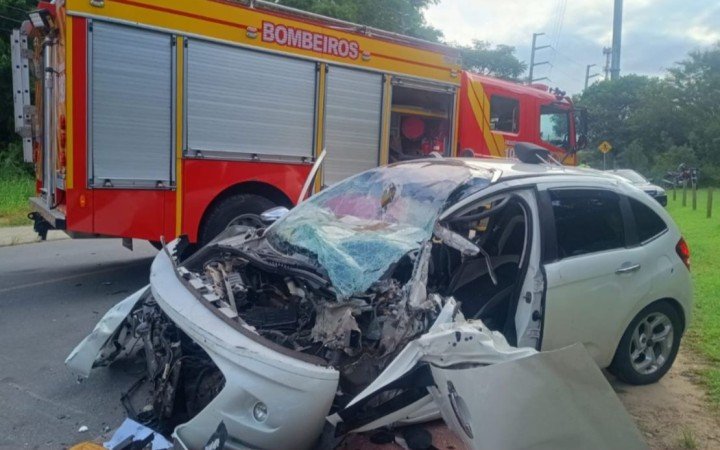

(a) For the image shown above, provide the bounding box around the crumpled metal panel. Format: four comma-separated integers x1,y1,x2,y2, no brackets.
267,162,488,297
430,343,648,450
65,286,148,378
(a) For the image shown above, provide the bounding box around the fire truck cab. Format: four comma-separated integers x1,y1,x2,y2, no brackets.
11,0,585,248
458,72,585,164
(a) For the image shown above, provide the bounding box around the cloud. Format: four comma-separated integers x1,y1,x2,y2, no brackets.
424,0,719,93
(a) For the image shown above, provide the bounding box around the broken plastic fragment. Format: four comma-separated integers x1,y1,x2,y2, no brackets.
103,418,172,450
311,303,361,352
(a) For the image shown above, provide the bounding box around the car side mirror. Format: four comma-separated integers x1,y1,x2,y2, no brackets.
261,206,290,224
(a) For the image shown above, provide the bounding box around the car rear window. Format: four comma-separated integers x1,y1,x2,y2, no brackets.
550,189,626,258
629,198,667,243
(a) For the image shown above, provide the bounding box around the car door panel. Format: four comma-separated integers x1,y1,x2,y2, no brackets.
537,186,653,366
542,245,649,365
429,344,647,450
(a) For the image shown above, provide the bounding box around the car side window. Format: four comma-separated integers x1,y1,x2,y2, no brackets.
629,198,667,243
550,189,625,258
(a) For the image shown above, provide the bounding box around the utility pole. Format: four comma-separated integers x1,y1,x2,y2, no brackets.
528,32,551,84
584,64,600,89
610,0,623,80
603,47,612,80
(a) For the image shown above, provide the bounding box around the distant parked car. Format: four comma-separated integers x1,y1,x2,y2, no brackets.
610,169,668,206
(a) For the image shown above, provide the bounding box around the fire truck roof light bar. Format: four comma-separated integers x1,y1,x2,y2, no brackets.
28,9,52,31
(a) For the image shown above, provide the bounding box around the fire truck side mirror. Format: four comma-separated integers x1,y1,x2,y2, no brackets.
577,108,589,150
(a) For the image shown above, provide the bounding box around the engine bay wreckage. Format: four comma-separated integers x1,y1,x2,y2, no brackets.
66,161,647,450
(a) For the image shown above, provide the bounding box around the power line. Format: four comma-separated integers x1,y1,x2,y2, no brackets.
0,4,30,14
552,0,568,50
547,0,567,82
0,12,23,23
550,46,586,70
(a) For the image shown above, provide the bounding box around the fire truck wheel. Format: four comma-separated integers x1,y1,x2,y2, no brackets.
199,194,276,246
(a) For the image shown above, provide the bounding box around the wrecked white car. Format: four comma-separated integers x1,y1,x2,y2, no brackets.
67,157,690,449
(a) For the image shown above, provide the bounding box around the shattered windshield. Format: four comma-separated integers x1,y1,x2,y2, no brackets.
266,160,493,298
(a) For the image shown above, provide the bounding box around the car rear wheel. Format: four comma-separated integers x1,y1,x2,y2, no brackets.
609,301,682,385
199,194,276,247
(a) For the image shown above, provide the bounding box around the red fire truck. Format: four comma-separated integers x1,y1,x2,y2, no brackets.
11,0,586,247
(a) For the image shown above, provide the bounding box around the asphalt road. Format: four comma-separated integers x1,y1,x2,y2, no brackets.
0,239,158,449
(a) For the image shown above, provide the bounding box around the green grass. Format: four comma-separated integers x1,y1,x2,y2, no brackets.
0,175,34,227
678,426,699,450
666,188,720,405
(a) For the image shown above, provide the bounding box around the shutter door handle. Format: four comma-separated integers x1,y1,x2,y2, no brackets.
615,263,641,274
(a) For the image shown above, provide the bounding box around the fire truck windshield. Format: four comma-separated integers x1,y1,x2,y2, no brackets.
540,105,571,149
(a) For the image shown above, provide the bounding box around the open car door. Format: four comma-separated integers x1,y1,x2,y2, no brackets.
332,302,647,450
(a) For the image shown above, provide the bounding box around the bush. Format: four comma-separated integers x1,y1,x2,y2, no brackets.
0,141,33,178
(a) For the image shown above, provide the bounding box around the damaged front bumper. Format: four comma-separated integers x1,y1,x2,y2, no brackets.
151,245,339,449
68,244,339,450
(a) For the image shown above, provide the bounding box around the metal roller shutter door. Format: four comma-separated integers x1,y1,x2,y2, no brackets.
323,67,383,185
90,21,172,185
186,39,316,160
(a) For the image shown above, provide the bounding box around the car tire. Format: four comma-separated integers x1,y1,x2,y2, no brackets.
608,301,682,385
199,194,276,247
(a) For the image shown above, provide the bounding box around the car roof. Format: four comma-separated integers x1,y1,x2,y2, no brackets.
396,157,618,183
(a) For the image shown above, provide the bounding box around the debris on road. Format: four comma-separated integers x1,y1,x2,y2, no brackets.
103,418,172,450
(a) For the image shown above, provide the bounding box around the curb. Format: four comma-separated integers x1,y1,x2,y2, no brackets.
0,226,69,247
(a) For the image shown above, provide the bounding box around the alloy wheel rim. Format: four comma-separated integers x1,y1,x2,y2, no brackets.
629,312,674,375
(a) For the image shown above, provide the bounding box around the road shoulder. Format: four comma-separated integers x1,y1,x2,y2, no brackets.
0,225,68,247
612,344,720,449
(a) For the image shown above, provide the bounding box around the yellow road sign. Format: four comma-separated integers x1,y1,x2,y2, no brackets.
598,141,613,154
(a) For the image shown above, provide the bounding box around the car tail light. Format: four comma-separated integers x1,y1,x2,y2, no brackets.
676,237,690,270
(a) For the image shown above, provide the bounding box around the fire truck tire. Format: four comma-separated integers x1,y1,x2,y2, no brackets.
199,194,276,246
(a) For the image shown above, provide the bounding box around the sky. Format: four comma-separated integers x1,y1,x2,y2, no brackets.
424,0,720,94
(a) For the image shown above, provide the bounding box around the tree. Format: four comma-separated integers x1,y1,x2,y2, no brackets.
576,42,720,184
575,75,662,170
667,44,720,169
457,40,527,80
279,1,527,79
277,0,443,42
0,0,36,174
